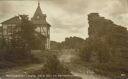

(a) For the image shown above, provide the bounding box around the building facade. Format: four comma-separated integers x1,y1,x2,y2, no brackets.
31,3,51,49
1,16,21,47
1,3,51,50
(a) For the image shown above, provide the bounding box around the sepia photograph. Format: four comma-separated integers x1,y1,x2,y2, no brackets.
0,0,128,79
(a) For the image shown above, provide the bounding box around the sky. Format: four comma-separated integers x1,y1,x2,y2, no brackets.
0,0,128,42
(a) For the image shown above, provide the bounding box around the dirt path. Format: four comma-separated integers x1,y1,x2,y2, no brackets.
59,49,110,79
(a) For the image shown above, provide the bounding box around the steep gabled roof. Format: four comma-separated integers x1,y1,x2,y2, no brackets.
32,4,45,20
31,3,51,27
2,16,21,24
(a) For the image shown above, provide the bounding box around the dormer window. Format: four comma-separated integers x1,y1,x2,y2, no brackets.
37,16,40,19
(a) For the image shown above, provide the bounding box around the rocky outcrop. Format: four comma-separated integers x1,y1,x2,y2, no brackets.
79,13,128,77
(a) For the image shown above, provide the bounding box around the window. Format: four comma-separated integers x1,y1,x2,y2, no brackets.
8,26,12,33
37,16,40,19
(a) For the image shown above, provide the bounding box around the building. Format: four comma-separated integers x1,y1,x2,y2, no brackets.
1,16,21,48
1,2,51,50
32,2,51,49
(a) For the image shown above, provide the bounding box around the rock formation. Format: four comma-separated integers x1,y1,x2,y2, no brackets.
79,13,128,76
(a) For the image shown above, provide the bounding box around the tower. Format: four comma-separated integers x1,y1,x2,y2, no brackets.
31,2,51,50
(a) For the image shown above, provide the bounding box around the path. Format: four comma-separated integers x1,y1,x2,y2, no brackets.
0,49,110,79
59,49,110,79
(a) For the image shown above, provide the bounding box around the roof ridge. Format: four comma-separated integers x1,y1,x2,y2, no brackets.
2,16,21,24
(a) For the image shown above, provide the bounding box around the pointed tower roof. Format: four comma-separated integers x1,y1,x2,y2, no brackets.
32,2,47,25
31,2,50,27
33,2,43,19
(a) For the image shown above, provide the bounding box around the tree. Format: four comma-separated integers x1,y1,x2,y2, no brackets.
19,15,36,49
61,36,85,49
41,55,71,75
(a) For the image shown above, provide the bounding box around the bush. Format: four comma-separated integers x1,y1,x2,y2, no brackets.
0,48,39,68
30,54,72,75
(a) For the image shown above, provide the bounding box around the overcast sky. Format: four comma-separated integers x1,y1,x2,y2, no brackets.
0,0,128,42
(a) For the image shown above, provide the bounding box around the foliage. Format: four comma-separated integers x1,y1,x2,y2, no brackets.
18,15,36,49
51,36,85,50
0,48,39,68
61,36,85,49
50,41,62,50
43,55,71,75
12,15,46,50
30,54,72,75
0,15,44,68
